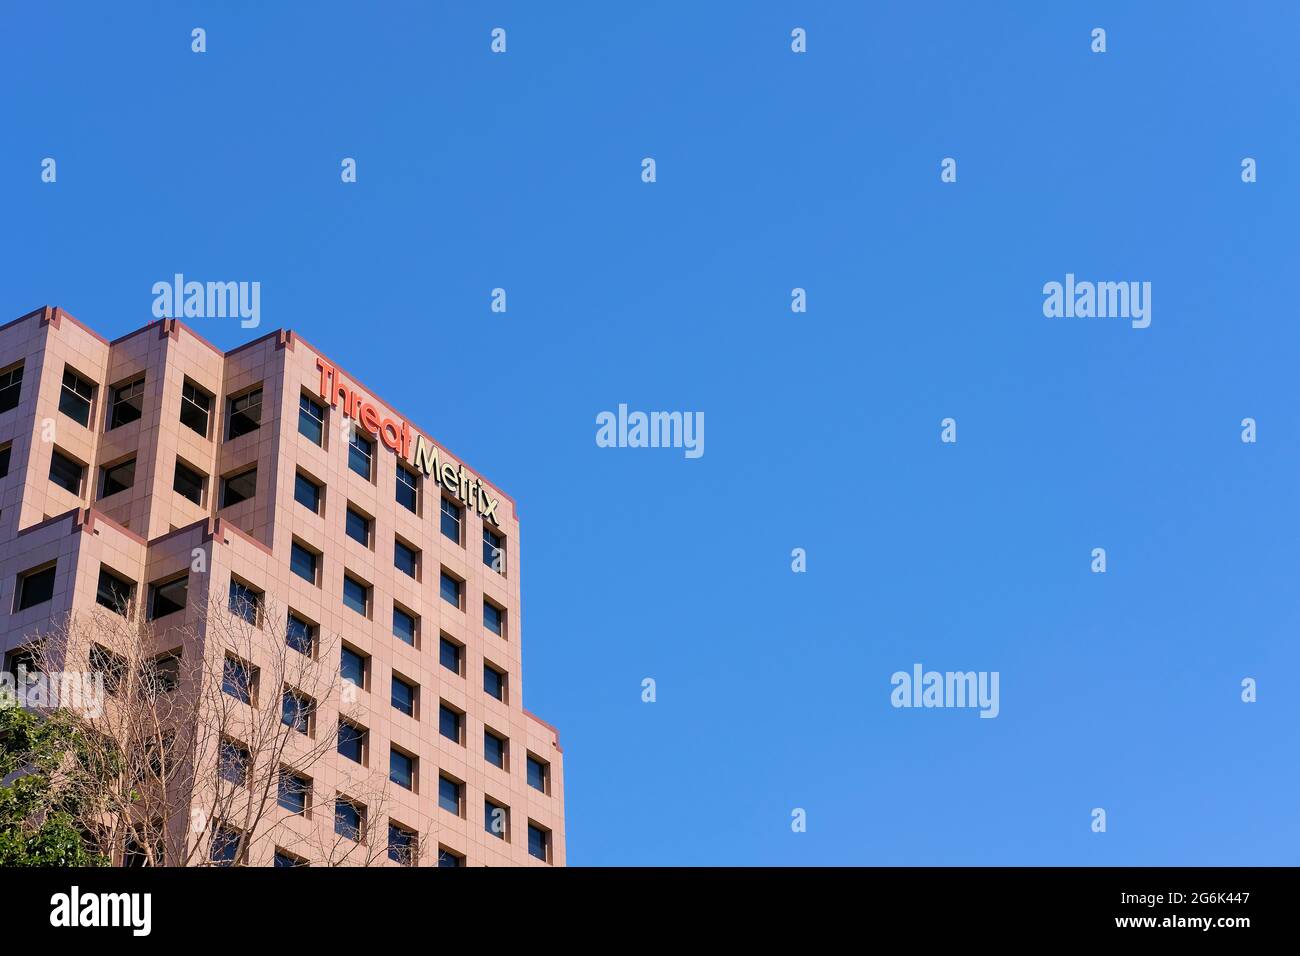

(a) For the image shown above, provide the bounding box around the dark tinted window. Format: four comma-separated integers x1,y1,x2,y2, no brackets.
394,539,418,578
340,647,366,688
439,704,462,744
483,526,504,573
0,363,22,413
228,579,261,624
287,613,315,655
528,824,549,862
278,772,309,814
388,824,416,866
484,663,505,701
298,394,324,445
440,497,462,543
348,432,373,479
338,722,366,763
342,575,368,615
438,776,462,815
484,800,507,839
227,387,262,439
396,466,418,512
527,756,548,793
390,749,414,789
16,564,56,610
393,606,417,646
290,542,318,584
173,461,205,504
49,451,84,494
109,376,145,429
391,675,415,716
148,576,188,619
221,467,256,507
180,380,211,435
282,690,311,734
439,637,462,675
439,572,461,608
222,657,254,703
294,473,321,513
484,730,506,769
345,507,371,546
100,458,135,498
59,368,94,426
334,799,362,841
96,567,135,614
483,600,504,636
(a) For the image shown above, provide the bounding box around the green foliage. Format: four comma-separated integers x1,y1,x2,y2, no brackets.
0,706,108,867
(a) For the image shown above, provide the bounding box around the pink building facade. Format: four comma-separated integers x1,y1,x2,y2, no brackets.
0,306,564,867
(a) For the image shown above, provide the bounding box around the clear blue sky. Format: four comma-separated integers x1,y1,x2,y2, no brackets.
3,2,1298,865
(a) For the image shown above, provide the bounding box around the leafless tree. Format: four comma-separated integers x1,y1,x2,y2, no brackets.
24,590,434,866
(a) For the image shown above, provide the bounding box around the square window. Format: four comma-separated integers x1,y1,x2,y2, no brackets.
180,380,212,436
483,662,505,702
287,612,315,655
438,776,463,817
440,497,462,544
483,599,504,637
439,703,463,745
388,823,417,866
59,367,94,427
348,432,374,480
109,376,145,429
15,564,56,611
99,458,135,498
439,636,463,676
228,578,262,625
340,646,367,689
290,541,319,585
527,755,549,794
392,605,418,646
49,450,84,494
483,526,505,574
334,798,364,842
396,465,418,513
527,823,551,863
338,721,367,764
0,362,23,413
389,748,414,790
345,506,371,547
173,460,205,505
219,739,250,787
294,472,321,513
209,824,242,866
96,567,135,615
342,574,370,616
394,538,419,579
222,655,256,704
148,574,188,620
391,674,416,717
221,466,257,507
484,729,506,770
298,393,325,445
282,688,312,735
227,387,263,439
274,849,307,868
437,846,465,868
439,571,462,609
142,653,180,695
484,799,508,840
277,772,308,813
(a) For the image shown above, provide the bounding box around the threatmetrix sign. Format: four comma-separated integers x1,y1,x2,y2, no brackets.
315,358,501,525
